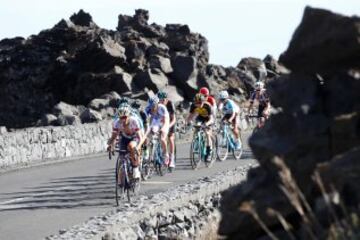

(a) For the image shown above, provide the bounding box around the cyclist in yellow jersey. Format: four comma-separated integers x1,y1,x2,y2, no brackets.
186,93,214,162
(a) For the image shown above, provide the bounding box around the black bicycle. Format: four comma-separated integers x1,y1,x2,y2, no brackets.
109,148,140,205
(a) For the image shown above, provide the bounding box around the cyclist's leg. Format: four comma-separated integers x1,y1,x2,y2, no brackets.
127,140,139,167
160,127,169,165
232,114,242,148
205,125,213,161
257,105,265,128
168,126,176,168
127,140,141,179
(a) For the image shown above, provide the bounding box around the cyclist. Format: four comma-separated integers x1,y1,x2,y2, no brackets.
218,90,242,149
107,104,145,179
199,87,217,117
248,81,270,128
157,91,176,170
131,99,148,132
131,99,150,160
145,96,170,166
186,93,214,162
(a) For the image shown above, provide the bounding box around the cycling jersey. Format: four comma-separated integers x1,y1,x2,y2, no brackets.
165,101,175,116
113,115,142,138
148,103,170,128
220,99,240,115
163,100,176,133
190,102,212,122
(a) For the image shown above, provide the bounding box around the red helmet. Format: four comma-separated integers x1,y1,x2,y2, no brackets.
199,87,209,96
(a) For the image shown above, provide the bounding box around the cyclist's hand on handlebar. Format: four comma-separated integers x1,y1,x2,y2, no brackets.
107,144,112,152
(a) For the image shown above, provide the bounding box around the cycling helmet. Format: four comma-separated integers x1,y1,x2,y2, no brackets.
157,91,168,100
199,87,209,96
255,81,264,90
117,97,129,107
147,96,159,107
194,93,206,103
118,105,131,118
218,90,229,100
131,99,141,110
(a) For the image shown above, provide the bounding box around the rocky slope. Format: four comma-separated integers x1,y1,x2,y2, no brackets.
219,7,360,239
0,9,284,129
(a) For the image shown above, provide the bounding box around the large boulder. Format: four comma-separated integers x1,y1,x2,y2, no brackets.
70,9,96,27
279,7,360,73
73,35,126,73
219,7,360,240
237,57,267,81
69,72,133,104
149,55,173,74
133,69,169,92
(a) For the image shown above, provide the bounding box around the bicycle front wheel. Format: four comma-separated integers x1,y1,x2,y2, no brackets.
205,135,217,168
190,137,201,169
115,156,125,206
232,133,243,160
216,129,229,161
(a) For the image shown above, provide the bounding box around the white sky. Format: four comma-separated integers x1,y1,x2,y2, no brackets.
0,0,359,66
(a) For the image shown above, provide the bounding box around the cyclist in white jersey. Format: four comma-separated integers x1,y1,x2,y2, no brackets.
145,96,170,165
218,90,242,149
107,104,145,179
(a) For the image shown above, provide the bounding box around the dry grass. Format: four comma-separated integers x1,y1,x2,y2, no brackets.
238,156,360,240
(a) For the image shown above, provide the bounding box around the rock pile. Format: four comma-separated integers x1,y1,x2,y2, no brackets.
0,9,281,129
219,7,360,239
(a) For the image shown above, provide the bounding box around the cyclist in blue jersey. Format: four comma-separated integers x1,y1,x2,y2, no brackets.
218,90,242,149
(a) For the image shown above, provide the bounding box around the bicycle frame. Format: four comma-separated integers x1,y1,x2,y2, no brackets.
193,127,207,160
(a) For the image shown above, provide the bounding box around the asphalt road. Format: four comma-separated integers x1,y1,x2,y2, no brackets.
0,132,256,240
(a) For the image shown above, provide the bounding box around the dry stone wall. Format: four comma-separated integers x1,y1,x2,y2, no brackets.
0,120,112,170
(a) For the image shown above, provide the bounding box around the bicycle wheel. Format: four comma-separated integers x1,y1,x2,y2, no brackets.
205,135,217,168
152,142,164,176
216,127,229,161
190,136,201,169
115,156,125,206
141,158,153,181
231,133,243,160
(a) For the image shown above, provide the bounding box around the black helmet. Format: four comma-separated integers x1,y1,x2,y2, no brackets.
157,91,168,100
131,100,141,110
117,97,129,107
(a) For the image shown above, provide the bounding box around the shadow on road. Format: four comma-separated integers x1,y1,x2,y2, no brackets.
0,168,116,211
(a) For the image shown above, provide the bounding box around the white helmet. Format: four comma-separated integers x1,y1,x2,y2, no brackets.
218,90,229,100
117,105,131,118
255,81,264,90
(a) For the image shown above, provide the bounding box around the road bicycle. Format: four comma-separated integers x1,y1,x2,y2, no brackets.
189,123,216,169
148,126,167,176
109,147,141,205
216,122,243,161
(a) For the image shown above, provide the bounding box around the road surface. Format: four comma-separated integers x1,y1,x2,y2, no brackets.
0,132,256,240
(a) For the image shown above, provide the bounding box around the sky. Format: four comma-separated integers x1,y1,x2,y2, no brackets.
0,0,359,67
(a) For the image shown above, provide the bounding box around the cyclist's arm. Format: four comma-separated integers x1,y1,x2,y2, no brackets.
205,115,214,127
228,112,236,122
108,128,120,148
160,115,170,132
136,129,145,149
169,113,176,128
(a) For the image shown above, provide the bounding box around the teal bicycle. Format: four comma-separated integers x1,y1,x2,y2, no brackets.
216,122,243,161
190,123,216,169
